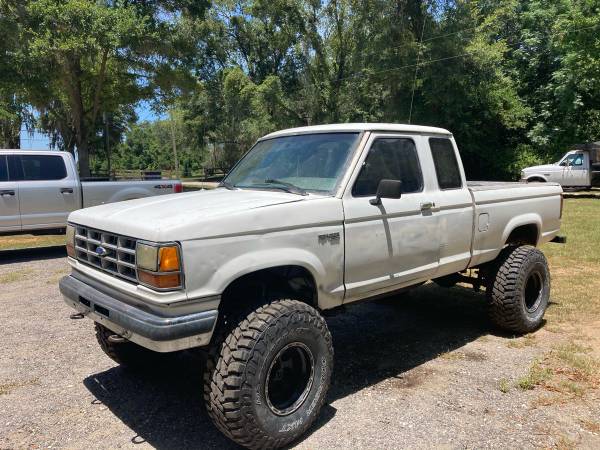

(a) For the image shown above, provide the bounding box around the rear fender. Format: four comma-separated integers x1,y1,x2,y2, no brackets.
502,214,542,246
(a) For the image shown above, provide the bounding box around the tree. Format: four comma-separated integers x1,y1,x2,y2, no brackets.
3,0,208,176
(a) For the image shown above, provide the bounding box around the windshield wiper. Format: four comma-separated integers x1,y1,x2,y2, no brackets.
264,179,307,196
218,180,237,190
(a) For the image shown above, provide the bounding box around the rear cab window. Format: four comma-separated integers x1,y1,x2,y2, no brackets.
352,137,423,196
429,138,463,190
8,154,67,181
0,155,8,181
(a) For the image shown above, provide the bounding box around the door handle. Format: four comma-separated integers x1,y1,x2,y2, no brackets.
0,189,15,196
420,201,435,211
61,188,74,194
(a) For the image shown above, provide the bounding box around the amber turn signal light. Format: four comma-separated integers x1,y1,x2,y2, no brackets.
159,246,180,272
138,270,181,289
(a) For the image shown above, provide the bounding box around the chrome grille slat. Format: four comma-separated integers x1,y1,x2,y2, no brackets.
74,225,138,283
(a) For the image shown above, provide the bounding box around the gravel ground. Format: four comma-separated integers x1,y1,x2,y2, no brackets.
1,247,599,449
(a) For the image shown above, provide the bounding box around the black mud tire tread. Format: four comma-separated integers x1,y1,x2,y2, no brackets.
487,245,550,334
94,323,161,368
203,299,333,450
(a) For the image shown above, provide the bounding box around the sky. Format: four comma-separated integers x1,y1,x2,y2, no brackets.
19,101,161,149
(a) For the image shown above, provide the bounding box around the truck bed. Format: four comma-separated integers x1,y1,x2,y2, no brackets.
467,180,560,191
466,180,563,268
81,180,180,208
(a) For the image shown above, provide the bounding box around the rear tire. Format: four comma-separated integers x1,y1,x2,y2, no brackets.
94,323,163,368
487,245,550,334
203,299,333,449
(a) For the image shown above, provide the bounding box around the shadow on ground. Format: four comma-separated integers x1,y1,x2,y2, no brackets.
84,283,490,448
0,245,66,264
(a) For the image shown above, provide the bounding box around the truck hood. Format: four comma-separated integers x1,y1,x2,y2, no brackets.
68,188,316,241
522,164,558,173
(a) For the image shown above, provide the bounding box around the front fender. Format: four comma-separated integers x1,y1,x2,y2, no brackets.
208,248,325,293
181,226,346,310
524,174,549,182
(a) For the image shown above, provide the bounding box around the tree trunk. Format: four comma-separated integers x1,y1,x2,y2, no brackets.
0,119,21,148
78,139,91,178
169,110,180,177
63,55,91,178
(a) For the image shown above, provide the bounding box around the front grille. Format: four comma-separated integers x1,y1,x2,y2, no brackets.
74,225,138,283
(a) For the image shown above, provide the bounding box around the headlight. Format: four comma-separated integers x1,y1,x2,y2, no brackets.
136,242,183,290
66,224,75,258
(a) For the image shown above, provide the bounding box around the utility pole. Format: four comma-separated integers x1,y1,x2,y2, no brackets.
169,109,180,178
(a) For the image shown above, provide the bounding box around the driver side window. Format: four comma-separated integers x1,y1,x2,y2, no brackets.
352,138,423,197
562,154,584,166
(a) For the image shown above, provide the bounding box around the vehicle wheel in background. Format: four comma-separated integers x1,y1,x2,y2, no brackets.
487,245,550,334
433,273,461,288
94,323,163,368
203,299,333,449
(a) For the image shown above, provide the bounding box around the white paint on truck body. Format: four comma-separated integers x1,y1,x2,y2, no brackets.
63,123,563,349
0,150,181,234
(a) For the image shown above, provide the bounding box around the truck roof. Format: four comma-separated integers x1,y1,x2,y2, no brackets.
262,123,452,139
0,149,68,156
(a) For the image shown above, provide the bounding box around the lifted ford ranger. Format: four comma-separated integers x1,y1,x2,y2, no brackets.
60,124,564,449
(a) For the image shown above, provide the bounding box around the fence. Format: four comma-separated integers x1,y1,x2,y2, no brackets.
90,167,230,181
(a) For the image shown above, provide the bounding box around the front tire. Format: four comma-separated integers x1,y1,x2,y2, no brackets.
203,299,333,449
487,245,550,333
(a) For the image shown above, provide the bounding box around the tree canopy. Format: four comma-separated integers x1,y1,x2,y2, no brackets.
1,0,599,179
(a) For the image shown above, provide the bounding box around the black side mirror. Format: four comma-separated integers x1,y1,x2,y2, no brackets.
370,179,402,205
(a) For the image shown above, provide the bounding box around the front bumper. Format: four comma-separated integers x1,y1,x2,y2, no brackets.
60,274,218,352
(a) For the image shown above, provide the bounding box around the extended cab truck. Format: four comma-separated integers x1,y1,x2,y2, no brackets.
521,142,600,188
0,150,182,235
60,124,564,449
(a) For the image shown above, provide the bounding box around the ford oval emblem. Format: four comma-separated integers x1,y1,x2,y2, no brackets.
95,246,108,257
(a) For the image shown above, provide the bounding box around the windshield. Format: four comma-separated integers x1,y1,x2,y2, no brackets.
223,132,360,194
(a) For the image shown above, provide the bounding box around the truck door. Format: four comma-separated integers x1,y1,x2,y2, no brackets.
0,155,21,232
11,154,79,230
342,134,440,301
428,137,474,275
561,152,588,187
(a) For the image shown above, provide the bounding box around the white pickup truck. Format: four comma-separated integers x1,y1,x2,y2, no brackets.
60,124,564,449
0,150,182,234
521,143,600,188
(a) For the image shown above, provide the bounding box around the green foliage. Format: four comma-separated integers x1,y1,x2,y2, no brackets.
1,0,599,179
108,112,206,177
0,0,208,174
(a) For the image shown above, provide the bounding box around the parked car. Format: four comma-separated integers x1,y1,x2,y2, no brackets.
60,123,564,449
0,150,182,234
521,142,600,188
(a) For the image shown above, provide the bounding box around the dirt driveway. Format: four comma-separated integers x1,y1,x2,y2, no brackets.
1,246,599,449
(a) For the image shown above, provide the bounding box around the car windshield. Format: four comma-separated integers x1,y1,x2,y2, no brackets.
223,132,360,195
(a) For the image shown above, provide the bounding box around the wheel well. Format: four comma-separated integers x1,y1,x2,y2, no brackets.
506,224,539,246
527,177,546,182
219,266,318,314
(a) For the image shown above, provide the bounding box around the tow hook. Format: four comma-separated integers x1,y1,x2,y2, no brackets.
69,312,85,320
108,334,127,344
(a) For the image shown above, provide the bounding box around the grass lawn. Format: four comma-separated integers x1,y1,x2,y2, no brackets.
542,198,600,324
0,233,66,251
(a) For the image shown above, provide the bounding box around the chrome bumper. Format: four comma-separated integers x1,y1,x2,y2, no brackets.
60,274,218,352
